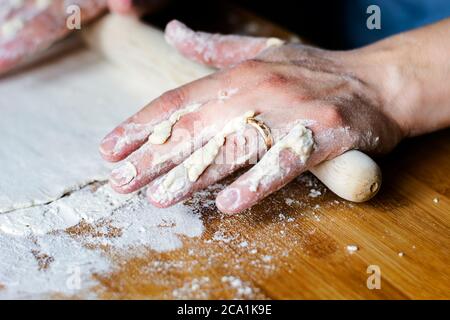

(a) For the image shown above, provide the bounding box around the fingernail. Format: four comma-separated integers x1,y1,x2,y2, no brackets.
110,161,137,187
216,188,240,213
99,134,118,156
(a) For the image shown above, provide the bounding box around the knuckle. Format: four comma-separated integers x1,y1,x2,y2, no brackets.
321,104,344,127
235,59,264,72
263,71,290,87
158,87,188,110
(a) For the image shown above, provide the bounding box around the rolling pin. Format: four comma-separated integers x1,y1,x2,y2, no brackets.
83,14,382,202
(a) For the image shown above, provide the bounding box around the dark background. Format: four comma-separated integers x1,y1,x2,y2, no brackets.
146,0,450,49
147,0,348,49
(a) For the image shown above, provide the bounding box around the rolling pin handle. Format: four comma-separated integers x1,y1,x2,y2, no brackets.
309,150,382,202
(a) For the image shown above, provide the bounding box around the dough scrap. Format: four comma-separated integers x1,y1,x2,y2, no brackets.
247,123,314,192
148,103,202,144
154,111,255,202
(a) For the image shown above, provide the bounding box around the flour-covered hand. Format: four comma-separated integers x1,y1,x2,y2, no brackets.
0,0,109,75
100,20,413,213
0,0,164,75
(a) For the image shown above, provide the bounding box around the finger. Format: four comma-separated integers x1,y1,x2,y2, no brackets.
108,112,209,194
146,128,265,207
108,97,255,194
216,150,323,214
99,74,229,162
164,19,284,69
215,126,323,214
0,11,67,74
107,0,134,14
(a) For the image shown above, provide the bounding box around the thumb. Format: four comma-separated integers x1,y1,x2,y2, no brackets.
164,20,285,69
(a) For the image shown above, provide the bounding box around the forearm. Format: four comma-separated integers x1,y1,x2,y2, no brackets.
352,18,450,137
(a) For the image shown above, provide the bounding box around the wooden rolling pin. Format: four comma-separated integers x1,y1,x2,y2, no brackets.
83,14,382,202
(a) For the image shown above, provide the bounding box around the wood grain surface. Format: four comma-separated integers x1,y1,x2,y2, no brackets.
84,128,449,300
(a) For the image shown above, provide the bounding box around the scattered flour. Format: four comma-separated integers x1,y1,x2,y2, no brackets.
221,276,255,298
239,241,248,248
285,198,298,206
0,184,203,298
212,230,235,244
346,245,359,253
308,189,322,198
172,277,210,299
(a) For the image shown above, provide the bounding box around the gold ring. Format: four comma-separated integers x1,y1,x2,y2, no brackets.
246,117,273,150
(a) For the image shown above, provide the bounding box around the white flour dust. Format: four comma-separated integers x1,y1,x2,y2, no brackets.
0,184,204,298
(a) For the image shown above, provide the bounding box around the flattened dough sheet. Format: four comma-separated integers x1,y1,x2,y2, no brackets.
0,40,152,213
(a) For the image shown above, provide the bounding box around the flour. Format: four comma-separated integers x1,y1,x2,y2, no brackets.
247,123,314,192
35,0,51,10
0,184,203,298
221,276,255,298
0,40,158,213
148,103,202,144
105,122,154,157
218,88,239,102
265,38,285,48
308,189,321,198
10,0,25,9
165,20,284,68
346,245,359,253
152,111,254,203
1,17,24,40
110,161,137,187
172,277,211,299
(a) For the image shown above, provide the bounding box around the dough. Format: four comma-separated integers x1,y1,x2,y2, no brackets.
1,17,24,40
247,123,314,192
153,111,254,203
0,15,215,213
148,102,202,144
0,39,160,212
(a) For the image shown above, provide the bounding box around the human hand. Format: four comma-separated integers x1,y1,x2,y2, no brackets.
99,20,408,214
0,0,163,75
0,0,109,74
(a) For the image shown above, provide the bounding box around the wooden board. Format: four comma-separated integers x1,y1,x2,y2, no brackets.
84,128,449,300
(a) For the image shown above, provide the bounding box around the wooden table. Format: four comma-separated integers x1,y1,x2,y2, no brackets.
84,5,450,300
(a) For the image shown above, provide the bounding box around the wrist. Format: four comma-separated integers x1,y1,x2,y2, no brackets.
345,40,421,138
347,19,450,137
